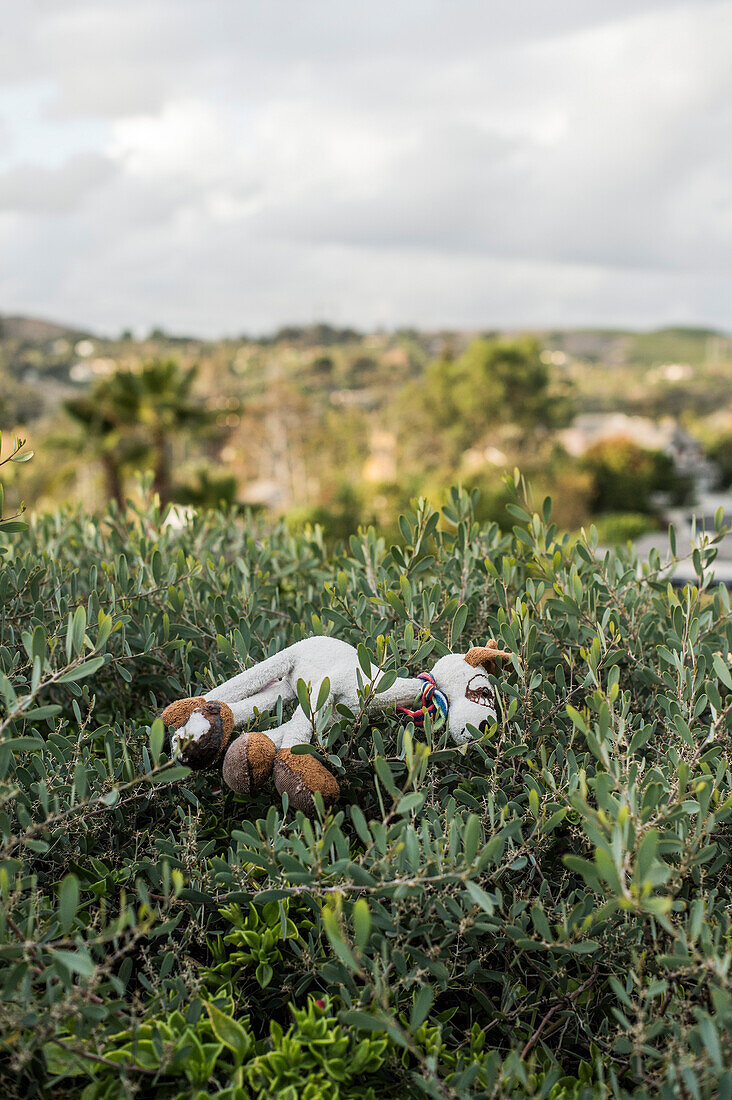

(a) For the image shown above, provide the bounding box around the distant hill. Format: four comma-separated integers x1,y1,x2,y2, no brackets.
0,314,90,345
536,326,732,368
2,313,731,431
2,312,729,362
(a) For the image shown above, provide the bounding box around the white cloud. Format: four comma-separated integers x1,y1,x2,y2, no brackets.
109,101,232,180
0,152,114,212
0,0,730,334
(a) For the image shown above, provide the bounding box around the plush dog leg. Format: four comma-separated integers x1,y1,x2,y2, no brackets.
168,652,293,770
220,677,295,792
273,749,340,815
160,697,234,769
220,680,295,729
160,696,207,731
222,731,277,795
218,680,293,794
270,702,339,814
162,676,292,774
203,650,295,706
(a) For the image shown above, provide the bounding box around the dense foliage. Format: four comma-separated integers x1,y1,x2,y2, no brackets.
2,449,732,1097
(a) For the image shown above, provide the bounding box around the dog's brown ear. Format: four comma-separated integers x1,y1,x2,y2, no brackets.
464,644,512,676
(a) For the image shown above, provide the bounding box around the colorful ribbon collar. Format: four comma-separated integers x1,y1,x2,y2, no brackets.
396,672,449,727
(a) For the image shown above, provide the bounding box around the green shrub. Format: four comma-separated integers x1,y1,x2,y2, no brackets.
584,512,659,546
582,436,684,514
2,464,732,1098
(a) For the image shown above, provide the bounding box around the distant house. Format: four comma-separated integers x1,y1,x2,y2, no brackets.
665,425,716,493
576,415,732,584
559,413,671,456
559,414,715,489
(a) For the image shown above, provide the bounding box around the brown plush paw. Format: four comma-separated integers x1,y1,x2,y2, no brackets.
161,697,234,769
272,748,339,815
222,731,277,795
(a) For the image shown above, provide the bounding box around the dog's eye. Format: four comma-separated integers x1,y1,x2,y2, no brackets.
465,677,495,705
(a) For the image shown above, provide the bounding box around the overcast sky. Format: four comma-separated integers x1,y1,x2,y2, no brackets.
1,0,731,337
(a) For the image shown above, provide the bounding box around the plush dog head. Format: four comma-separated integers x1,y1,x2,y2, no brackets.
430,644,512,745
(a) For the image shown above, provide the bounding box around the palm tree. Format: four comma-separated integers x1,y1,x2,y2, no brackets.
134,359,215,503
65,370,146,508
65,358,216,507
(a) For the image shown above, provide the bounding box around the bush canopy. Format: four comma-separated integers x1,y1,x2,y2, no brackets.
1,463,732,1099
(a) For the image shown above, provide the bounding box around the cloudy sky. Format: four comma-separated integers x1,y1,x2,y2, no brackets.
1,0,731,337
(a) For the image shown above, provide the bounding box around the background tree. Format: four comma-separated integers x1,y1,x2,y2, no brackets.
64,369,147,507
65,358,216,507
706,431,732,490
135,358,215,503
402,335,574,467
0,369,43,429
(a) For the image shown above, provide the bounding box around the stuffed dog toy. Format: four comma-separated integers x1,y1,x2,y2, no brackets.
160,636,511,814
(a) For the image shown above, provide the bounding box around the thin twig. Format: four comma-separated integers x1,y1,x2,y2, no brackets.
521,967,599,1060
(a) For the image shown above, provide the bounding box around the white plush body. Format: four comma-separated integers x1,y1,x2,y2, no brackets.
173,637,499,752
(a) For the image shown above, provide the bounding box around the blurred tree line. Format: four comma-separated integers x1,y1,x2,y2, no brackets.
1,332,708,541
